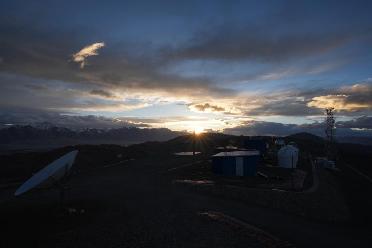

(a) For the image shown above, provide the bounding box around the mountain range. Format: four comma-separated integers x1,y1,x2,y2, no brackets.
1,125,371,154
0,125,185,153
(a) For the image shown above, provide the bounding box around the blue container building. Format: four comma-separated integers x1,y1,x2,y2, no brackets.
212,151,260,176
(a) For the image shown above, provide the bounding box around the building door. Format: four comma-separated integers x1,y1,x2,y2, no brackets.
236,157,244,176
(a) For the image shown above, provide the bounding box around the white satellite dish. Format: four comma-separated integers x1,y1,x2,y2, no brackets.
15,150,79,196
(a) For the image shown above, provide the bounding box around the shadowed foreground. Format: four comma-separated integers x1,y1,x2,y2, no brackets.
1,153,371,248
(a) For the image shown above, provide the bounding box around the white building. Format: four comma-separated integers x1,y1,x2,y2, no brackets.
278,145,299,168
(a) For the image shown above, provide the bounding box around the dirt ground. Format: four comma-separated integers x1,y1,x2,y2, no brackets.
1,155,371,248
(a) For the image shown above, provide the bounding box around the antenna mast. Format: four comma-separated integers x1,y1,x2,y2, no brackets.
193,130,197,156
324,107,335,160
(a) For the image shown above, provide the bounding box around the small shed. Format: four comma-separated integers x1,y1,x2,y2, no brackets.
278,145,299,168
212,151,260,176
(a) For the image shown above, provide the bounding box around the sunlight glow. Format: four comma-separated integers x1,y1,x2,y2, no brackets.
193,126,205,134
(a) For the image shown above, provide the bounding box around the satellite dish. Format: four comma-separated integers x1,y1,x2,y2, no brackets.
15,150,79,196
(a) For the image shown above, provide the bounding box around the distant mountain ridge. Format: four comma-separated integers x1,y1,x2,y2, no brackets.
1,125,371,154
0,125,185,152
286,132,372,146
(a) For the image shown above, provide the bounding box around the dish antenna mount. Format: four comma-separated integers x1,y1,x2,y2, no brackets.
15,150,79,204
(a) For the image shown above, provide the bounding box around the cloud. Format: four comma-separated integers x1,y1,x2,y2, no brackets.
188,103,225,113
253,61,346,81
336,116,372,129
23,83,49,91
223,120,310,136
307,83,372,111
0,107,230,132
229,81,372,117
0,3,372,120
0,23,234,99
171,28,366,62
0,107,147,130
243,95,321,116
72,42,105,68
66,101,149,112
90,89,116,98
0,7,369,111
307,94,368,111
223,119,372,138
0,73,150,113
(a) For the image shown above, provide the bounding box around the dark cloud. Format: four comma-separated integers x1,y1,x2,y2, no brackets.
117,116,198,124
246,97,322,116
90,89,115,98
0,20,235,99
167,0,372,63
189,103,225,112
224,121,312,136
23,84,48,91
223,119,372,137
171,30,360,62
337,116,372,129
341,84,372,108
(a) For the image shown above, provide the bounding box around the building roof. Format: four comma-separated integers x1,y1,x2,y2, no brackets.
278,145,299,154
174,152,201,156
212,150,260,157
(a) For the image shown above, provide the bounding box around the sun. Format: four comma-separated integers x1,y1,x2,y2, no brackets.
193,126,205,135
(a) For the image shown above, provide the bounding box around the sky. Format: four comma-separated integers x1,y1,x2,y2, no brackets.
0,0,372,135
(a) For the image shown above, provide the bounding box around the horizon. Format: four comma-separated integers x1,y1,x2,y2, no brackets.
1,1,371,137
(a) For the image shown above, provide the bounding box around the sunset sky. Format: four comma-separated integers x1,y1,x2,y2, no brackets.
1,0,372,135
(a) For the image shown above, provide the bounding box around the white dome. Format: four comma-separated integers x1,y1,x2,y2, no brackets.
278,145,299,168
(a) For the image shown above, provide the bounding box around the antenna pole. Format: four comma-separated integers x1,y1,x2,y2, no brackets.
324,108,336,161
193,130,196,156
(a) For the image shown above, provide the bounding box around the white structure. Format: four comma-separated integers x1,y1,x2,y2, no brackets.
278,145,299,168
15,150,79,196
